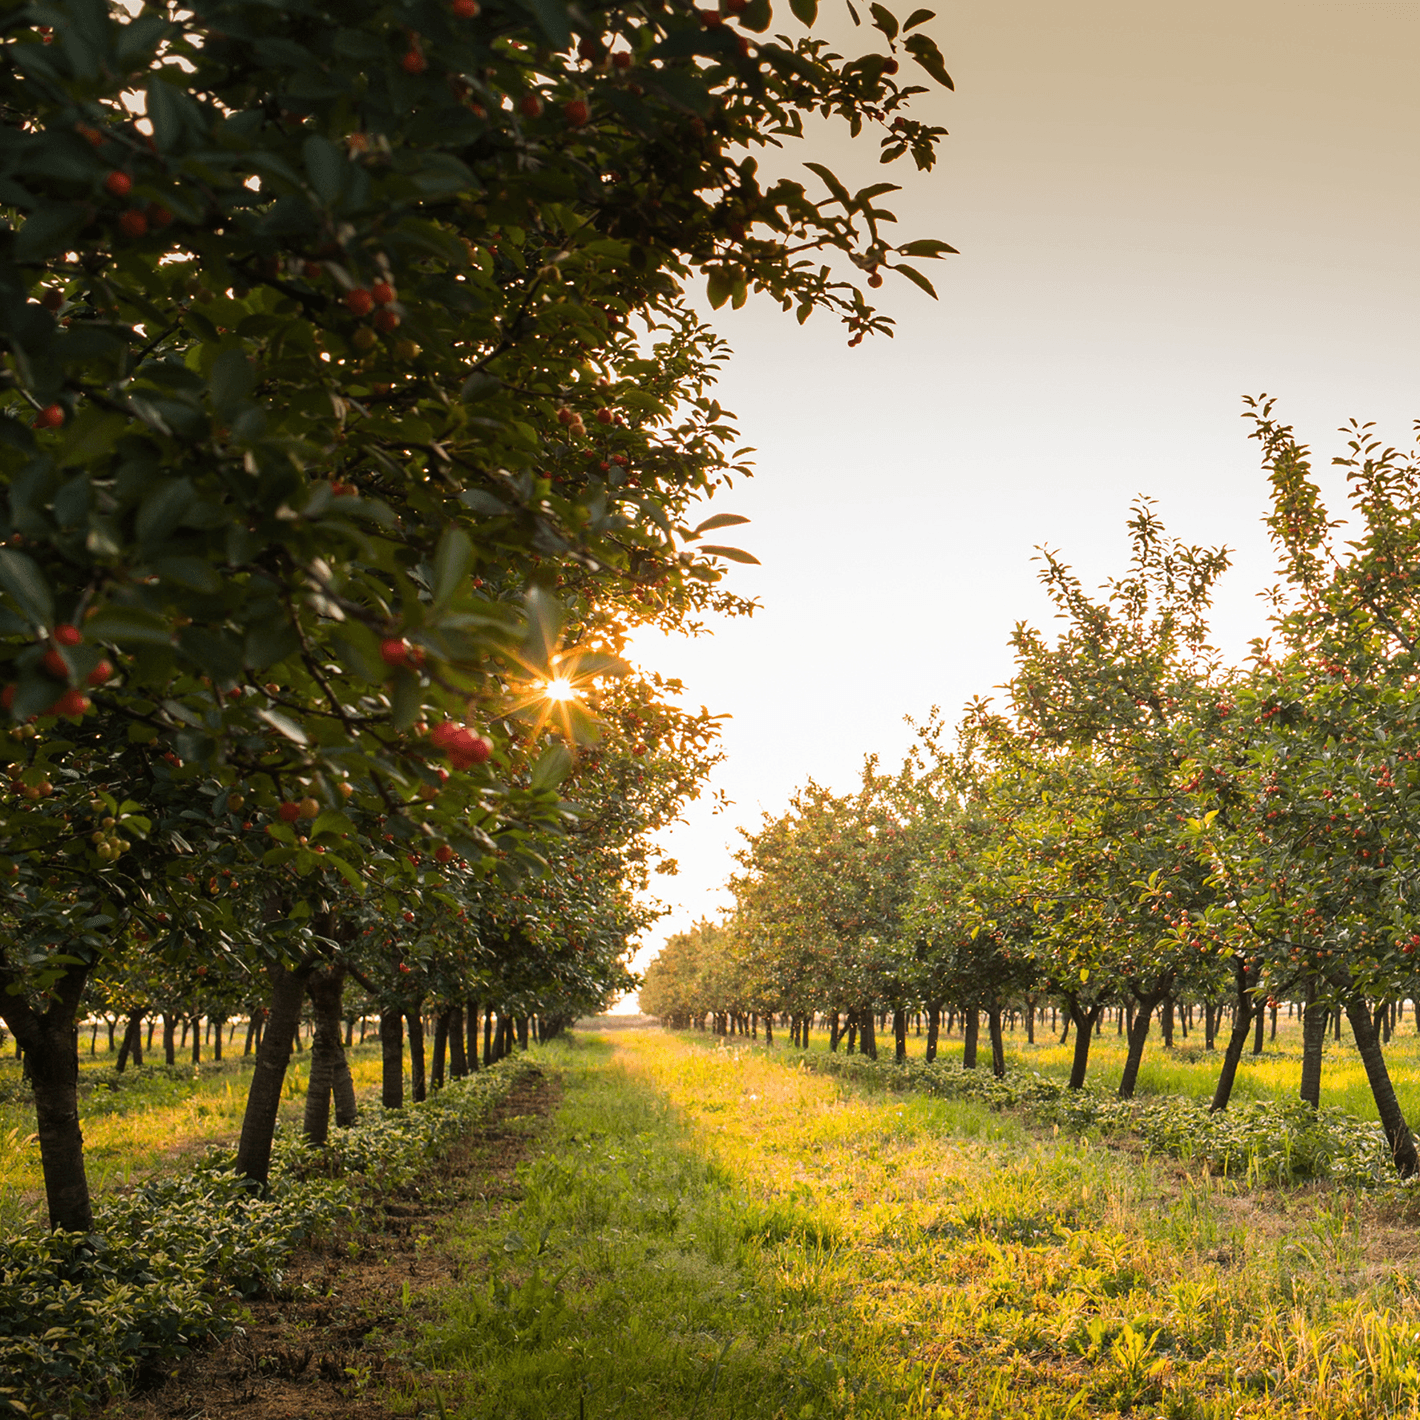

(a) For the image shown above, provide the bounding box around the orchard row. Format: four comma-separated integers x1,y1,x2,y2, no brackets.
0,0,955,1230
645,414,1420,1180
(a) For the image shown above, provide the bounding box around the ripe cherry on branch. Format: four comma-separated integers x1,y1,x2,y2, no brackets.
345,288,375,316
103,171,131,197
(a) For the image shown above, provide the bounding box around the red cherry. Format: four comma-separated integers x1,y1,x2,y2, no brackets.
278,801,301,822
452,0,480,13
401,48,426,74
118,210,148,238
595,407,614,424
54,689,90,717
53,623,82,646
345,288,374,316
882,58,899,74
149,203,173,228
371,281,395,305
1,686,13,710
564,98,590,127
104,171,132,197
402,912,415,924
520,94,544,118
435,844,455,863
373,308,400,333
40,289,63,312
613,51,633,69
41,650,67,679
32,404,64,430
381,637,410,669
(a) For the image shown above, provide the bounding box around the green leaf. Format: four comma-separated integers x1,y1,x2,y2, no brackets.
896,238,959,258
85,605,172,646
903,32,953,87
57,411,127,468
890,262,938,298
699,544,761,565
741,0,772,30
868,3,898,38
530,742,573,792
902,7,935,29
210,348,256,417
0,551,53,629
522,0,573,47
432,527,474,608
302,135,347,205
256,707,309,745
789,0,818,23
522,586,565,675
804,162,851,207
694,512,752,534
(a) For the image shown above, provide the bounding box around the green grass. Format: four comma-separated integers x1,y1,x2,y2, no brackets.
0,1033,389,1229
782,1008,1420,1125
412,1027,1420,1420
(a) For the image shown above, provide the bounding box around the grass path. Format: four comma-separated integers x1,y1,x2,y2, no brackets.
420,1028,1420,1420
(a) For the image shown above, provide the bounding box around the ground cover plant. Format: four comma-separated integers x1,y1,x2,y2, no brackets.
422,1028,1420,1420
0,1053,535,1419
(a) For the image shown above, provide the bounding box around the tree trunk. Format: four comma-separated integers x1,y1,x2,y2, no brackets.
305,967,355,1144
1300,986,1327,1108
1210,959,1257,1112
986,1005,1006,1078
926,1004,941,1063
763,1011,773,1046
190,1012,201,1064
1118,993,1163,1099
1065,999,1101,1089
211,1015,224,1063
234,960,315,1189
893,1007,907,1064
1024,1001,1035,1045
1345,996,1418,1178
1251,1000,1265,1056
802,1013,811,1050
516,1015,529,1051
381,1005,404,1108
0,961,94,1231
1160,996,1174,1049
116,1009,143,1072
963,1008,979,1069
162,1012,177,1065
859,1008,877,1061
466,1000,480,1071
828,1012,840,1051
432,1007,450,1090
448,1006,467,1078
484,1008,494,1064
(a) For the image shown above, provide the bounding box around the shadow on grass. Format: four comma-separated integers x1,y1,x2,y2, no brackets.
420,1032,871,1420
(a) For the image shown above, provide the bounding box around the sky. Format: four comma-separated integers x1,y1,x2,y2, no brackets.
615,0,1420,1007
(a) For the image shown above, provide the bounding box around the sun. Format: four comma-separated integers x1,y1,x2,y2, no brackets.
545,676,578,702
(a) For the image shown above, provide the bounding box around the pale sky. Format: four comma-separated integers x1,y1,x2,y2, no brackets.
619,0,1420,1007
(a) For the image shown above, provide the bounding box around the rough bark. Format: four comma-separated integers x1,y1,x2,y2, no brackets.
962,1008,979,1070
986,1005,1006,1078
925,1004,941,1063
448,1005,467,1079
858,1008,877,1061
1345,996,1418,1178
304,966,355,1144
1210,959,1257,1112
116,1009,143,1072
893,1007,907,1064
1118,992,1164,1099
0,960,94,1231
381,1006,404,1108
431,1007,449,1090
1300,986,1327,1108
1250,1001,1265,1056
162,1012,177,1065
466,999,480,1071
234,960,315,1188
1064,998,1101,1090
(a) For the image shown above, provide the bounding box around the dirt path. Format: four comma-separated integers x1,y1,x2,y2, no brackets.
111,1069,561,1420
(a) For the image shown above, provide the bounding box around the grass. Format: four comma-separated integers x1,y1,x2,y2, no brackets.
417,1027,1420,1420
786,1008,1420,1125
0,1033,389,1230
